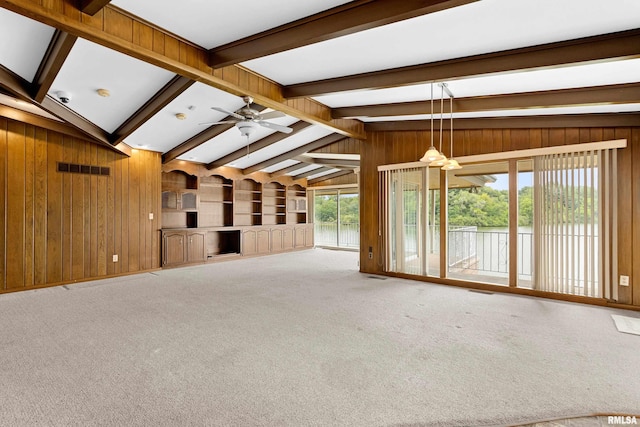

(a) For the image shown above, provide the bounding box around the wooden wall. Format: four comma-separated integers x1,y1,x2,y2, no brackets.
0,117,162,292
360,127,640,308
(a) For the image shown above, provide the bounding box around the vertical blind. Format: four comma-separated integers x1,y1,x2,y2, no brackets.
533,149,617,298
380,167,428,276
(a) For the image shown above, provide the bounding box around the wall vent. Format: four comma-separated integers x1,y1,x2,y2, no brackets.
57,162,110,176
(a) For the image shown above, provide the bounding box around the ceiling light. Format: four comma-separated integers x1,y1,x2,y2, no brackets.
96,88,110,97
175,113,187,120
440,86,462,171
420,82,444,163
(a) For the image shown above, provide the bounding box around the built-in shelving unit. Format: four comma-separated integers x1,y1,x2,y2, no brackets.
161,170,311,267
262,182,287,225
287,184,307,224
234,179,262,226
199,175,233,227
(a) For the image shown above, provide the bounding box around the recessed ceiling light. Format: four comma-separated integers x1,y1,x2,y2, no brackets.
96,88,110,97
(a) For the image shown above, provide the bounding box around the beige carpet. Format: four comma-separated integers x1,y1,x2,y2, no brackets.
0,248,638,426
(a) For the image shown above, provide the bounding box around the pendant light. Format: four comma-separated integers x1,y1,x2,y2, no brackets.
420,82,444,163
441,93,462,170
430,83,449,167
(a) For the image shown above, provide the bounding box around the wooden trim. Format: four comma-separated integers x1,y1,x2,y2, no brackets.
285,29,640,98
307,169,354,185
0,104,93,140
508,159,517,287
79,0,112,16
0,0,365,139
333,82,640,118
32,30,77,103
208,0,478,67
241,134,348,174
439,170,447,279
377,139,627,170
112,76,194,146
296,156,360,167
364,114,640,132
208,120,311,170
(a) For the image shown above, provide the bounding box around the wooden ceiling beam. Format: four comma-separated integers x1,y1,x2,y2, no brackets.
308,169,354,185
364,113,640,131
286,29,640,98
270,162,310,178
0,64,124,153
205,120,311,169
0,0,365,139
0,103,97,140
209,0,477,67
78,0,111,16
32,30,77,103
297,156,361,168
333,82,640,118
112,75,194,146
242,133,347,175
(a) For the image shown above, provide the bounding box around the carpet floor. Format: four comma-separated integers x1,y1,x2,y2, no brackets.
0,248,638,426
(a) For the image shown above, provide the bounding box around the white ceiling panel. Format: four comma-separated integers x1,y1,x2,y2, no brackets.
287,164,322,176
49,38,175,133
243,0,640,85
314,59,640,108
261,160,300,173
0,94,60,121
308,168,341,180
111,0,354,49
178,114,300,163
228,126,334,169
124,82,245,152
0,8,55,81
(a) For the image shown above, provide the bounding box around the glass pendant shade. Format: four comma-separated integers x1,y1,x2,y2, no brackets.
430,155,448,166
420,146,443,162
441,159,462,170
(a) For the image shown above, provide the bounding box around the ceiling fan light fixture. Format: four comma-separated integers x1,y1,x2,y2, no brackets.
236,120,259,137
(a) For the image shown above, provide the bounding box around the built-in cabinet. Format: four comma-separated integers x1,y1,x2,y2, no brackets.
161,171,311,267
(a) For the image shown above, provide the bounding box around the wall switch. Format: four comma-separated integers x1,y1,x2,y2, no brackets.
620,275,630,287
112,254,118,262
149,213,154,220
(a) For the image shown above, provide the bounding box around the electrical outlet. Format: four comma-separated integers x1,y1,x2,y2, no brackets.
112,254,118,263
368,252,373,259
149,213,154,220
620,275,629,287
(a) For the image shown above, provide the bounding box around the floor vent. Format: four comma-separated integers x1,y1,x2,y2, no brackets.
367,275,388,280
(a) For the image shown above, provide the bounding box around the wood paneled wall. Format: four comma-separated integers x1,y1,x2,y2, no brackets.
0,118,161,292
361,127,640,308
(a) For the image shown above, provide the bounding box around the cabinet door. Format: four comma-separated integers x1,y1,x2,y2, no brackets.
271,229,284,252
294,227,306,248
187,232,206,262
242,230,257,255
283,228,294,250
305,226,314,247
257,229,270,254
164,232,186,266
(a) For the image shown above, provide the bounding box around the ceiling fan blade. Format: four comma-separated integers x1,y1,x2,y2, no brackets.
211,106,244,120
258,111,285,120
257,121,293,134
198,120,238,126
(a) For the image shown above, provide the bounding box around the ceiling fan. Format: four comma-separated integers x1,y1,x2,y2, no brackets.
201,96,293,137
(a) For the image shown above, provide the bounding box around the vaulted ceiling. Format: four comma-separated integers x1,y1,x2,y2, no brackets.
0,0,639,184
